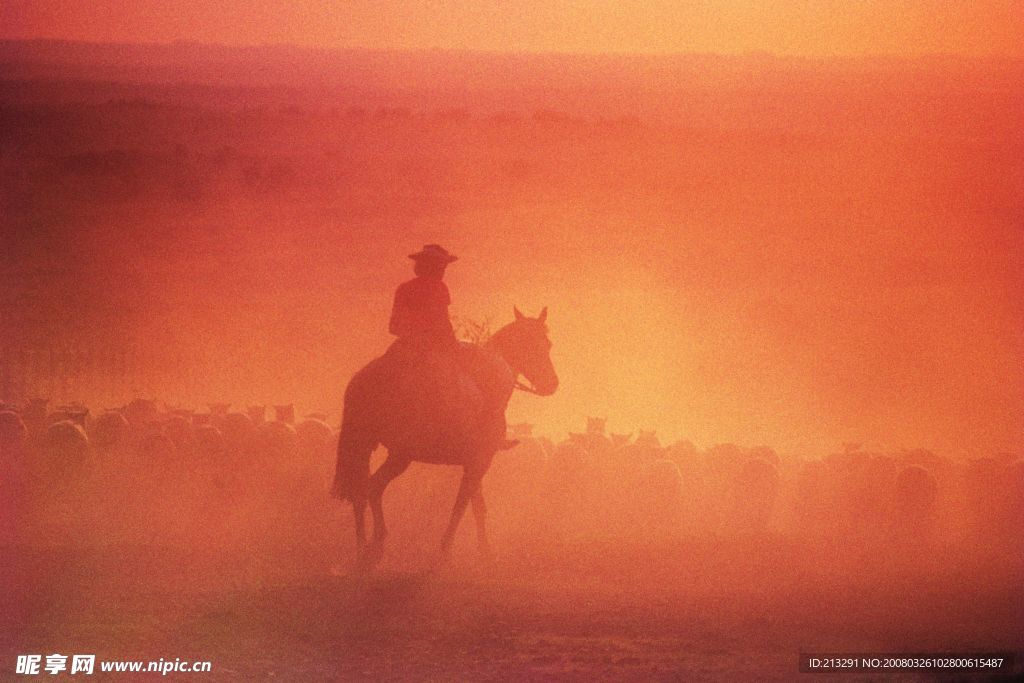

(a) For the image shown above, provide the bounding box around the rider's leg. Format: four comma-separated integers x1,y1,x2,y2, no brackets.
484,408,518,451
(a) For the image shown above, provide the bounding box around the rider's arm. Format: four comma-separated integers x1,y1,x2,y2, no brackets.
389,283,412,336
388,301,408,336
387,280,415,335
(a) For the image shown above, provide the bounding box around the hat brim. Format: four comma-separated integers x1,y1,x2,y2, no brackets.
409,252,458,263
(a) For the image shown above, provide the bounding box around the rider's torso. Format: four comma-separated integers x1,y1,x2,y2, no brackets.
389,276,454,340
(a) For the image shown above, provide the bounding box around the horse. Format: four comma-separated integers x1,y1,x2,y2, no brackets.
331,307,558,568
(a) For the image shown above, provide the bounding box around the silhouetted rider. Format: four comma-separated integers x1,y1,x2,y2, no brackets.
388,244,459,351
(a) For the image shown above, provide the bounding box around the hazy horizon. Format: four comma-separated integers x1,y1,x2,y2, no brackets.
6,36,1024,60
3,1,1024,57
4,38,1022,457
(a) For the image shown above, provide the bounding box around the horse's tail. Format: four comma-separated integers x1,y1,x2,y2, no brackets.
330,370,378,504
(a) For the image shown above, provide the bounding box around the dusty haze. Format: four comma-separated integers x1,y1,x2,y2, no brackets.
2,35,1023,681
2,41,1022,455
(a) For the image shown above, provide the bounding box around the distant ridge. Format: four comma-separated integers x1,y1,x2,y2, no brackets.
3,38,1021,129
2,38,1021,92
6,37,1024,62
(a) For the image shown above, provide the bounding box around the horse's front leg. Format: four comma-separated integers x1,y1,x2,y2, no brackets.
352,497,367,551
471,485,493,561
441,452,494,556
440,469,481,555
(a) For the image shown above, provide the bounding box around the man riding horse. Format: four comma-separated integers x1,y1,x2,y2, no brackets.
330,246,558,564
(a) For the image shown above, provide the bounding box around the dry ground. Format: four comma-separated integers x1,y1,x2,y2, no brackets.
4,534,1022,682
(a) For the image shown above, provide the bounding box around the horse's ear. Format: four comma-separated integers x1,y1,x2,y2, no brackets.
514,306,524,321
538,306,548,323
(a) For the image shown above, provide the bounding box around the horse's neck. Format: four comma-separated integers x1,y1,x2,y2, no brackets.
484,326,517,372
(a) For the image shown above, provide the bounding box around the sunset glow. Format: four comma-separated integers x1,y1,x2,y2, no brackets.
3,0,1024,56
2,3,1022,680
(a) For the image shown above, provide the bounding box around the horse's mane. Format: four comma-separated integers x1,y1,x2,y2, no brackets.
486,321,513,345
485,320,526,354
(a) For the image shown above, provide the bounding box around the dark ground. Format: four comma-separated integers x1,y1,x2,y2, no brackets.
4,535,1022,682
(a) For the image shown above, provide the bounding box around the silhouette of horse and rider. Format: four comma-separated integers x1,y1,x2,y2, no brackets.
331,245,558,568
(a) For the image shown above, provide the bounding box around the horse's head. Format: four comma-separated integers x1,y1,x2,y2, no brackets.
489,306,559,396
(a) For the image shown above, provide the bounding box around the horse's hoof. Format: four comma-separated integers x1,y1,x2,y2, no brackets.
355,543,385,572
430,546,453,573
352,540,385,573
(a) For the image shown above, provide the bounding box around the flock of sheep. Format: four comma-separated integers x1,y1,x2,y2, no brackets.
486,418,1023,550
1,401,1020,558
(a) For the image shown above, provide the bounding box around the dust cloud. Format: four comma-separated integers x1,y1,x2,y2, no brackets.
1,41,1022,680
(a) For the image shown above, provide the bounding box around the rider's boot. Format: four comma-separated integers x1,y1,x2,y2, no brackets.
484,410,518,451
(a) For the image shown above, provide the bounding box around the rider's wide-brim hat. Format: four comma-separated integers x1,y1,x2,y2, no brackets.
409,244,458,263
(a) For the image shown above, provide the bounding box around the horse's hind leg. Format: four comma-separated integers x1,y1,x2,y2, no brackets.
471,486,493,561
363,454,410,565
440,469,483,555
333,418,375,555
352,498,367,550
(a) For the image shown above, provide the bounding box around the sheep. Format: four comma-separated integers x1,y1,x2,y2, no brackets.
0,410,27,457
665,439,698,464
746,445,781,469
274,404,295,424
620,430,664,463
43,420,90,461
247,405,267,424
608,432,632,448
699,443,747,525
567,416,613,456
194,424,225,458
208,403,231,417
52,405,89,428
218,412,255,455
162,414,195,456
124,398,158,426
962,456,1023,542
645,458,683,499
861,454,899,529
793,459,832,536
892,465,938,532
39,420,91,486
485,430,550,537
23,398,50,436
728,456,780,534
634,458,685,536
135,430,177,462
253,420,298,461
704,443,747,474
546,440,593,535
89,411,130,452
290,417,335,487
295,417,333,459
508,422,534,439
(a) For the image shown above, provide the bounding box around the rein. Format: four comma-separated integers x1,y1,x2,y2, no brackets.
486,321,548,396
514,379,542,395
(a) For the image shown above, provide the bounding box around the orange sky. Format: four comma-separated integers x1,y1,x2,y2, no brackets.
2,4,1022,457
2,0,1023,56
